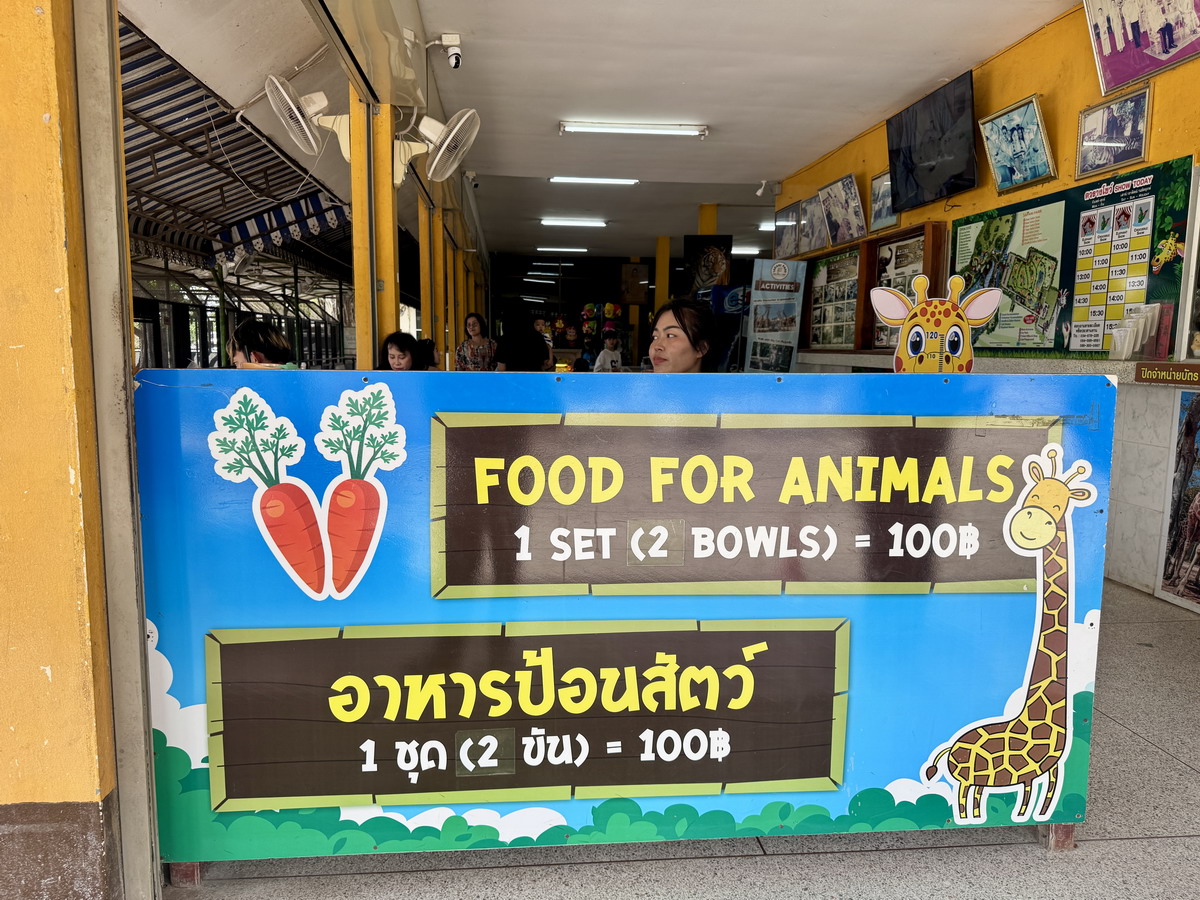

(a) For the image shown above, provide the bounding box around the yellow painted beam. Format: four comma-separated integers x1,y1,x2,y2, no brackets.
417,196,433,342
655,235,671,310
349,84,374,368
373,102,399,343
2,0,115,803
431,207,448,364
698,203,718,234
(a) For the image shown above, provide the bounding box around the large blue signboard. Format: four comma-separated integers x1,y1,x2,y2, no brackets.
135,371,1114,860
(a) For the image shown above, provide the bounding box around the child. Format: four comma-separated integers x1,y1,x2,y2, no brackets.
593,331,624,372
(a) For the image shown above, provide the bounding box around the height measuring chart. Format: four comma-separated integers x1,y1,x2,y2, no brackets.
135,371,1113,862
952,156,1191,354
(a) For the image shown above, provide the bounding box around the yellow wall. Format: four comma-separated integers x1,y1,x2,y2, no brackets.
781,6,1199,243
0,0,115,803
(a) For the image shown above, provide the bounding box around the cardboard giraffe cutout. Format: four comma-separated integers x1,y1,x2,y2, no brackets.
870,275,1001,373
924,444,1095,824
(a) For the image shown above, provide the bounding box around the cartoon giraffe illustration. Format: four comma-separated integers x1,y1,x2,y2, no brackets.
870,274,1001,374
1152,231,1185,274
925,445,1095,824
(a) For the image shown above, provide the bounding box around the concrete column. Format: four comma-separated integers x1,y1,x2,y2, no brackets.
1,1,122,895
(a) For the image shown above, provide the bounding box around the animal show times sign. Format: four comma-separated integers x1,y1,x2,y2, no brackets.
134,372,1115,862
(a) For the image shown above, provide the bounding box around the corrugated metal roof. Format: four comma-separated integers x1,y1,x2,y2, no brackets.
120,17,347,263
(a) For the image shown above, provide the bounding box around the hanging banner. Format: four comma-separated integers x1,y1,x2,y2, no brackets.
951,156,1191,355
746,259,805,373
136,371,1114,862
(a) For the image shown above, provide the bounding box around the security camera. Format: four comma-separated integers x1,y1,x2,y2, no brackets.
446,46,462,68
465,170,479,189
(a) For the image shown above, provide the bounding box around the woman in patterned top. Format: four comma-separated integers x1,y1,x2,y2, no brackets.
455,312,497,371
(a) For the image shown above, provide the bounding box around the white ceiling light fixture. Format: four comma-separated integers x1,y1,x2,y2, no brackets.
537,247,588,253
559,121,708,140
541,218,607,228
524,278,556,284
732,247,762,255
759,222,777,231
533,262,574,267
549,176,640,186
526,271,560,276
521,296,548,302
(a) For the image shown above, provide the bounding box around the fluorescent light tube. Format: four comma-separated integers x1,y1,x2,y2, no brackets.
550,176,639,185
731,247,761,255
560,121,708,138
521,296,546,302
526,271,560,277
759,222,776,231
541,218,607,227
537,247,588,253
524,278,555,284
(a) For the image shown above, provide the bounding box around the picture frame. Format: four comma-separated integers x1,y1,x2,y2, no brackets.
1076,84,1152,179
774,200,801,259
978,95,1056,194
797,194,829,255
869,170,897,233
817,175,868,247
1083,0,1200,95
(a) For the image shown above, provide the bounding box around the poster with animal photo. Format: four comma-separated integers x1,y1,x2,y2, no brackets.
684,234,732,297
798,194,830,255
818,175,868,246
872,234,927,349
1158,390,1200,612
775,201,801,258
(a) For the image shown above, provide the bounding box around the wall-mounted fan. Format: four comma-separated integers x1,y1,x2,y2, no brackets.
264,74,479,187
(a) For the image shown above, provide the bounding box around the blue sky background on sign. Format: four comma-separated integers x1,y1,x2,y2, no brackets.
134,371,1114,825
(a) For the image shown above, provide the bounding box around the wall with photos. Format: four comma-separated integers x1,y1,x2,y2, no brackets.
779,5,1200,596
779,6,1199,241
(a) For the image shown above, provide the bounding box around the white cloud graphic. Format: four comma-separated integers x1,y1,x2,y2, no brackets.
146,618,209,768
338,805,567,842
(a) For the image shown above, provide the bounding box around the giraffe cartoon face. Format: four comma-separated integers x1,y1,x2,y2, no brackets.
869,275,1001,373
1007,449,1095,551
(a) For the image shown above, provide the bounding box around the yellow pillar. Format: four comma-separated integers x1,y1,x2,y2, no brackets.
373,103,399,342
417,197,433,342
2,0,116,888
431,207,448,365
655,235,672,311
698,203,718,234
349,85,374,368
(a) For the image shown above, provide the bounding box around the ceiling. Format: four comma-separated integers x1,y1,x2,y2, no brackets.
120,0,1079,261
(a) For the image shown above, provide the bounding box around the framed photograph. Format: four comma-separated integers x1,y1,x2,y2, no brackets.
1084,0,1200,95
869,170,897,232
1076,85,1152,179
817,175,868,246
797,194,829,255
978,95,1056,193
774,200,801,258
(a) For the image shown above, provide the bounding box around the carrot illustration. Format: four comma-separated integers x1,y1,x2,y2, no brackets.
326,478,382,592
208,389,329,600
317,385,406,598
260,482,326,594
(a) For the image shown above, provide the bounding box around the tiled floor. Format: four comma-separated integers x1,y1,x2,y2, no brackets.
166,581,1200,899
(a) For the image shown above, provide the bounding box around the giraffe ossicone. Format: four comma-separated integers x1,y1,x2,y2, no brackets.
923,443,1095,826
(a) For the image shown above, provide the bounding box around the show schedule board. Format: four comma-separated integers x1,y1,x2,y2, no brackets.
136,372,1114,862
952,156,1191,354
